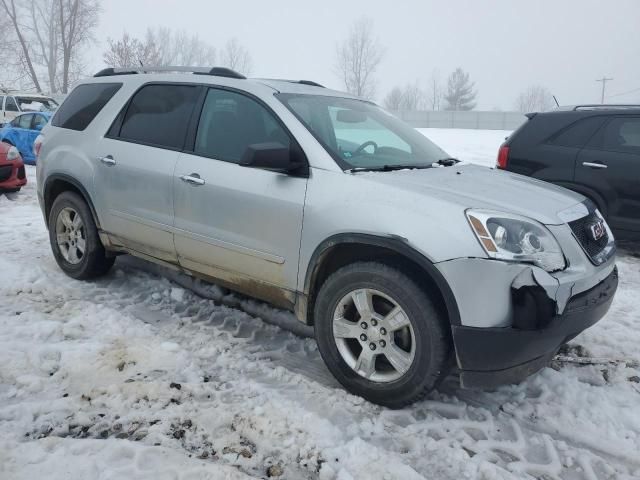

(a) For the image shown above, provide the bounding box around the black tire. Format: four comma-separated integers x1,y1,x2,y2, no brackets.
314,261,453,408
48,191,114,279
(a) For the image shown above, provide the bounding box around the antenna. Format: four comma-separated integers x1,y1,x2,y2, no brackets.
552,95,560,108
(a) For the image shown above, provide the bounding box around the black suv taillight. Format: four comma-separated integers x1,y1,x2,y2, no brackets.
496,144,510,169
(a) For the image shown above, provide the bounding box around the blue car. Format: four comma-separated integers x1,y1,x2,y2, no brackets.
0,112,52,164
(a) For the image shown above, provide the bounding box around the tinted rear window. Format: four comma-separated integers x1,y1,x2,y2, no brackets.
548,116,606,147
52,83,121,131
116,84,200,150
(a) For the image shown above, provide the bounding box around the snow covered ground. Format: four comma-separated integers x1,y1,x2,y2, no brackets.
1,129,639,480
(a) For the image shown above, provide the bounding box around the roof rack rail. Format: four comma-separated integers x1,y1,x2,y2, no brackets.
256,78,325,88
94,66,246,80
297,80,325,88
573,104,640,111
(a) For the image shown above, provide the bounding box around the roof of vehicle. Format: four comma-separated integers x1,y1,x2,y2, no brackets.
539,104,640,115
88,66,362,100
2,92,56,99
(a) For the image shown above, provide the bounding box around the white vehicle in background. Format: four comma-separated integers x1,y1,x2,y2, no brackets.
0,91,59,125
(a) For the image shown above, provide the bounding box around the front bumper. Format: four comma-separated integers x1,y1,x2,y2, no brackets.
452,266,618,389
0,161,27,190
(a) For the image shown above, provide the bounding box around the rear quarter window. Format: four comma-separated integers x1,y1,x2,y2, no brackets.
52,83,122,131
547,116,606,147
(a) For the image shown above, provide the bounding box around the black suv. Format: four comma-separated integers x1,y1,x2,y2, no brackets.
497,105,640,240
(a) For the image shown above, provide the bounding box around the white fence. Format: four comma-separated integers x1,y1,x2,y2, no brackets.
392,110,527,130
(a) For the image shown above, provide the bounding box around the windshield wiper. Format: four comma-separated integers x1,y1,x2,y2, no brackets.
347,164,432,173
435,157,461,167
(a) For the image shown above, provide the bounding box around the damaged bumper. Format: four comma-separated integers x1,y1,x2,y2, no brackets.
453,266,618,388
434,219,618,389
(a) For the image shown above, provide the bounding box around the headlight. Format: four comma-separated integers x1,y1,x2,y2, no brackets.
6,146,20,161
466,210,566,272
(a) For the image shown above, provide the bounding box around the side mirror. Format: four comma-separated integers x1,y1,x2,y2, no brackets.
34,123,44,131
240,142,306,175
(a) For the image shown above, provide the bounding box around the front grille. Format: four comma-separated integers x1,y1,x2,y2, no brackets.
568,212,609,260
17,165,25,179
0,165,12,182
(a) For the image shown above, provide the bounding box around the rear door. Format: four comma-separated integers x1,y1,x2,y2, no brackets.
576,116,640,233
173,87,308,299
14,114,35,162
94,83,202,262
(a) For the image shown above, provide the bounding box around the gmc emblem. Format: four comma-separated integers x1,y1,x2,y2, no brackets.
588,220,606,241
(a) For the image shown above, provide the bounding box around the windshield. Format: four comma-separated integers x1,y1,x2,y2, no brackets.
277,94,449,170
16,96,59,112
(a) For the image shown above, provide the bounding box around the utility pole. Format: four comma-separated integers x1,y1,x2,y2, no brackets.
596,76,613,104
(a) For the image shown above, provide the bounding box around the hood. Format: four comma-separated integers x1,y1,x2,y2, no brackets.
358,163,584,225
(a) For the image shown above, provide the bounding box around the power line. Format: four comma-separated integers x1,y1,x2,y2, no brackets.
607,86,640,98
596,76,613,104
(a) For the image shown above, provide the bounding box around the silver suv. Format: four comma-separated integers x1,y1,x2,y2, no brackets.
36,67,618,408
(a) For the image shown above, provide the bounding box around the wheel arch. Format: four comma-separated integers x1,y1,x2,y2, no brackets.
300,233,461,327
43,174,101,230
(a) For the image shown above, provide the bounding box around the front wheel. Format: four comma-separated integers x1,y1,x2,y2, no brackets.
314,262,453,408
48,191,115,279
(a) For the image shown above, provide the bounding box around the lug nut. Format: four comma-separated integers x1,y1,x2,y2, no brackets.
380,327,387,335
379,340,386,347
371,319,378,326
360,322,368,329
360,334,367,341
369,343,376,351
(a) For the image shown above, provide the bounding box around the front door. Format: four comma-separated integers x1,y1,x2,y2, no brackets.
93,83,202,262
173,87,307,302
576,116,640,234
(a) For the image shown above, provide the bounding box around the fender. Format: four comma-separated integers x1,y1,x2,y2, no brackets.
302,233,461,326
43,173,102,229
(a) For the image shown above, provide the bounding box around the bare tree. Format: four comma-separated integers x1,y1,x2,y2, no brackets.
58,0,100,93
399,82,425,111
29,0,60,92
146,27,216,67
220,38,252,75
1,0,42,91
444,67,477,111
383,82,427,111
383,87,404,111
515,85,555,113
103,32,160,68
427,70,443,111
335,17,384,99
0,0,99,93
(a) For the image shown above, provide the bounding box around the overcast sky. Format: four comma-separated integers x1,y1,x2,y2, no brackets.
93,0,640,110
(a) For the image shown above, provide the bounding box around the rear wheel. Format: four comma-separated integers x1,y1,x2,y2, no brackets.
48,191,114,279
314,262,453,408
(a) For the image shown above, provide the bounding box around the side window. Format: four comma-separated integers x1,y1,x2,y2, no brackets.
194,88,291,163
548,116,606,148
0,96,4,110
592,117,640,154
117,84,200,149
18,114,33,129
5,97,19,112
32,114,48,130
52,83,122,131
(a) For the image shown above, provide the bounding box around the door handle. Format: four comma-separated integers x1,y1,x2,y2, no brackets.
582,162,607,169
98,155,116,166
179,173,205,186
